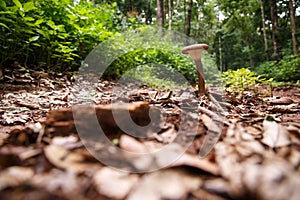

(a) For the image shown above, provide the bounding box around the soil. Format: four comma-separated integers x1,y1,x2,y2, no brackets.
0,68,299,200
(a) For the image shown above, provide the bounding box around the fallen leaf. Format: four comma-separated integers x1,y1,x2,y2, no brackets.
127,168,202,200
93,167,139,199
244,126,262,137
32,169,81,194
261,117,291,148
154,125,177,144
155,143,219,175
270,97,294,105
119,134,148,153
44,144,101,173
0,166,34,190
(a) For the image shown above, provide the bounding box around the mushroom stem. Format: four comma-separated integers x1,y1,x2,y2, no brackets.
182,44,208,96
195,59,205,95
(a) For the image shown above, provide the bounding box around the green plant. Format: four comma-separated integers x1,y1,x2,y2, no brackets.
0,0,122,71
221,68,273,95
122,64,189,90
100,27,220,85
255,55,300,82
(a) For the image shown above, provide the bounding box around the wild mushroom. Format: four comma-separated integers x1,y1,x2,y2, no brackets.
182,44,209,96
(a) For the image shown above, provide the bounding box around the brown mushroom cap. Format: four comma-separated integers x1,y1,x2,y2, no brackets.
182,44,209,62
182,44,209,54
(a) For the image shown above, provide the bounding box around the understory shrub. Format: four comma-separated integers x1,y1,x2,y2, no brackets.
221,68,273,94
255,55,300,82
0,0,120,71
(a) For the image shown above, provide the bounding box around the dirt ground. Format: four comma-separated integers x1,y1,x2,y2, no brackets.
0,68,300,200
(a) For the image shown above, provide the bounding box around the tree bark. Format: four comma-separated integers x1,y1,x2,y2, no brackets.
194,6,202,40
218,33,223,72
156,0,165,27
269,0,280,60
184,0,193,36
247,41,253,68
146,0,152,25
259,0,269,60
168,0,172,30
289,0,298,56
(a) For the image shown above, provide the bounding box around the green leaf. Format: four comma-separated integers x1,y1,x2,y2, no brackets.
34,19,44,26
0,17,16,24
0,11,14,15
23,1,36,12
29,36,39,42
32,43,41,47
12,0,22,9
0,1,6,9
18,9,25,17
47,20,56,29
0,22,9,29
24,16,35,21
265,116,275,122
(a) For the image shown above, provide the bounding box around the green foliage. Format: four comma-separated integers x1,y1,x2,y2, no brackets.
0,0,119,70
255,55,300,82
122,64,189,90
105,48,198,82
104,48,219,85
221,68,273,95
97,26,220,84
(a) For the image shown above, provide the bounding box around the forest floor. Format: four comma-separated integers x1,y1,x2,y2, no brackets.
0,67,300,200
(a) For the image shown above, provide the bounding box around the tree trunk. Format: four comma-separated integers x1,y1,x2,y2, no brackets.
247,41,253,68
269,0,280,60
168,0,172,30
194,6,202,40
289,0,298,56
259,0,269,60
146,0,152,25
184,0,193,36
156,0,164,27
219,34,223,72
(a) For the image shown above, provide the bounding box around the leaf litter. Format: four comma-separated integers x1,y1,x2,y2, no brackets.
0,69,300,199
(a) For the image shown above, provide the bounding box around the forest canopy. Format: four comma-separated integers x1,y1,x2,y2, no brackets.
0,0,299,82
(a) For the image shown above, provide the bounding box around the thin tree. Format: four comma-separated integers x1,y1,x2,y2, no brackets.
146,0,152,25
289,0,298,55
269,0,280,60
168,0,172,30
156,0,165,27
167,0,180,30
184,0,193,36
259,0,269,60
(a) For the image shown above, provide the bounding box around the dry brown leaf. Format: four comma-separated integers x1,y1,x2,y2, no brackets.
154,126,177,144
155,144,219,175
192,188,227,200
0,166,34,190
32,169,81,194
202,178,230,197
51,135,82,150
44,144,101,173
201,114,221,133
119,134,148,153
199,113,223,157
93,167,139,199
270,97,294,105
127,168,202,200
242,157,300,200
261,118,291,148
244,126,262,137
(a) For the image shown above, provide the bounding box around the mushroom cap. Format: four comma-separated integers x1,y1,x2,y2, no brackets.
182,44,209,54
